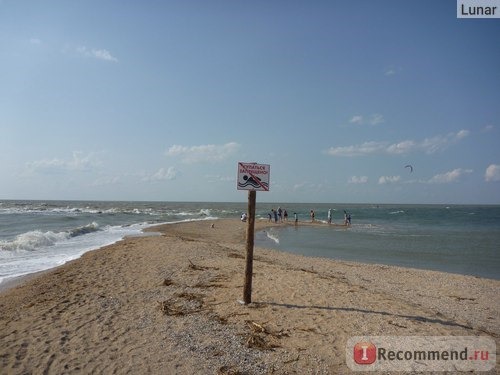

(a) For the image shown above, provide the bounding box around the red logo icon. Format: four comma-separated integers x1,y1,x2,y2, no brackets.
354,342,377,365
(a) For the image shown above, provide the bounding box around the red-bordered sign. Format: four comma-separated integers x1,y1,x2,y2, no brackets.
237,162,270,191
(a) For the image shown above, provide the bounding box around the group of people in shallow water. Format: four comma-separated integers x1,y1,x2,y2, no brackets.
241,207,352,226
260,207,352,226
268,207,288,223
311,209,351,225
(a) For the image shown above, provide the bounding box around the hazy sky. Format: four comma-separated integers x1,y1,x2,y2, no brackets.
1,1,499,204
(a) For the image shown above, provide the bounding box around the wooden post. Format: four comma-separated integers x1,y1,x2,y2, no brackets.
243,190,256,304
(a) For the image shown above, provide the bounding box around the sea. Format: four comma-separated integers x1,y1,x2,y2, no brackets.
1,200,499,286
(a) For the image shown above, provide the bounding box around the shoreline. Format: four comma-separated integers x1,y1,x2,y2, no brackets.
1,219,498,373
1,216,498,296
0,219,344,294
2,217,497,294
0,271,50,293
2,217,496,293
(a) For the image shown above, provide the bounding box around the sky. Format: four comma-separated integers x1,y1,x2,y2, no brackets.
1,1,499,204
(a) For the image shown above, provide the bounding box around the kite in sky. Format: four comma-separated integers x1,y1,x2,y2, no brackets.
405,164,413,173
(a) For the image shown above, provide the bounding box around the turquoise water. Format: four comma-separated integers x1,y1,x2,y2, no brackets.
1,201,499,283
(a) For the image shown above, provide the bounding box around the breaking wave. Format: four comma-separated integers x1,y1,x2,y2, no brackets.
1,222,100,252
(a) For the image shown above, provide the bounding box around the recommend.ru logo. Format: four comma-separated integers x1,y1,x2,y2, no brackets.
346,336,496,372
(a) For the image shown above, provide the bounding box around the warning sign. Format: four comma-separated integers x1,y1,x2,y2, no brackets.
237,162,270,191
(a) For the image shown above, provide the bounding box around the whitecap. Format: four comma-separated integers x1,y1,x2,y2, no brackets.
0,230,69,252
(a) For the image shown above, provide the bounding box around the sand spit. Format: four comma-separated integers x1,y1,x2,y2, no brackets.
1,219,498,373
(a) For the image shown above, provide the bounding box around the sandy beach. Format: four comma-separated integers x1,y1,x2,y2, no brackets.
0,219,498,374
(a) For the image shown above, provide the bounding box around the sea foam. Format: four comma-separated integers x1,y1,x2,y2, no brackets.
0,230,69,252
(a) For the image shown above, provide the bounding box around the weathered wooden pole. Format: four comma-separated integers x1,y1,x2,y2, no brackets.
243,189,256,304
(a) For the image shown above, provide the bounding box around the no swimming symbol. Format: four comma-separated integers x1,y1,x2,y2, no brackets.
238,174,269,190
237,162,270,191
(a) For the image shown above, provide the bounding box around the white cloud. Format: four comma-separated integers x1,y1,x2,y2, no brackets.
29,38,41,45
427,168,472,184
205,174,234,182
370,114,384,125
384,65,402,76
292,182,308,191
378,175,400,184
419,129,466,153
26,152,101,173
325,130,469,157
143,167,178,182
92,49,118,62
76,46,118,62
349,115,364,125
348,176,368,184
455,129,469,139
325,141,387,157
92,175,120,186
485,164,500,182
166,142,240,163
419,130,469,154
292,181,325,193
348,114,384,126
386,140,417,154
